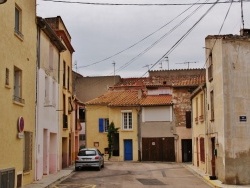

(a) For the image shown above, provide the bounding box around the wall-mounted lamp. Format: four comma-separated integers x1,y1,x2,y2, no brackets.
0,0,7,4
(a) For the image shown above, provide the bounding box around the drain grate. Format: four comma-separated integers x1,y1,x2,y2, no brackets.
137,178,165,185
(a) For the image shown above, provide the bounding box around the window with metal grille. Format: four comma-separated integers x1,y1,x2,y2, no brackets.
0,168,15,188
122,111,132,130
200,137,205,162
23,132,33,172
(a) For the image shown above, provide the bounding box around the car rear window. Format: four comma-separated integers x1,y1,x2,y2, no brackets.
78,150,96,156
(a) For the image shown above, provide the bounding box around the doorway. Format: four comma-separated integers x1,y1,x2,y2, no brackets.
181,139,192,162
124,139,133,160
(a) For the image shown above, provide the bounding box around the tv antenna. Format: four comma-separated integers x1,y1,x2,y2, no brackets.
142,64,153,71
176,61,197,69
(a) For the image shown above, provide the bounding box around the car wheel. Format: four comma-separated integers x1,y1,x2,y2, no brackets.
97,165,101,171
101,162,104,168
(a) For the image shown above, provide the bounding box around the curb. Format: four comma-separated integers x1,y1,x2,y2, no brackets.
48,170,75,188
182,164,222,188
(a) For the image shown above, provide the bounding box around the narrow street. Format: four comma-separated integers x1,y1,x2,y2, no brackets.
53,162,211,188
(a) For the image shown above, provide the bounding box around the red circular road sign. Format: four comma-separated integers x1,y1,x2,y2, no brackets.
17,116,24,132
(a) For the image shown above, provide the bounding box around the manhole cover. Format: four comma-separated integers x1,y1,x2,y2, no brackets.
137,178,165,185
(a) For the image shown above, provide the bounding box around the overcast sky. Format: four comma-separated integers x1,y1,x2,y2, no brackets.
37,0,250,77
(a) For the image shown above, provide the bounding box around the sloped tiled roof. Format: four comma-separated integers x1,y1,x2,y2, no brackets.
140,95,172,106
113,74,205,88
171,75,205,87
85,90,142,107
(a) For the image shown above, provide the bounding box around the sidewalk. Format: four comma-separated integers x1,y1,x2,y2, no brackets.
23,166,74,188
184,163,250,188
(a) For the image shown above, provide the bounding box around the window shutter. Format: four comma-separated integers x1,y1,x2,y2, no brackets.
99,118,104,132
186,111,191,128
200,137,205,162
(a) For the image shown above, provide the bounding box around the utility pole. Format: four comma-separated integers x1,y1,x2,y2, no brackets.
112,61,116,85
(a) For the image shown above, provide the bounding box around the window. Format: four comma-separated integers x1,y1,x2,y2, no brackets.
63,114,68,129
14,5,23,38
52,81,56,106
210,90,214,121
14,66,24,103
200,137,205,162
99,118,109,132
45,76,49,105
195,97,198,123
79,108,85,122
0,168,15,188
49,44,54,71
186,111,191,128
5,68,9,86
63,61,66,88
208,53,213,81
67,66,70,90
79,134,85,141
142,106,172,122
23,131,33,172
122,111,132,130
200,93,204,121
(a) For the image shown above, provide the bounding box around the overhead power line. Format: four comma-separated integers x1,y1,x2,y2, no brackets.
77,0,200,69
115,0,207,73
42,0,248,6
142,0,220,77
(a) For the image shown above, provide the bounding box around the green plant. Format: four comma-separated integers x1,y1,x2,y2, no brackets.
107,121,119,159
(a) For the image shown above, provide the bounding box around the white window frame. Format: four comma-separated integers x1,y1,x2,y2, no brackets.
122,110,132,130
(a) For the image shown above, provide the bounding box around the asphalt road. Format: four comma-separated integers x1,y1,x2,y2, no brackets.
54,161,211,188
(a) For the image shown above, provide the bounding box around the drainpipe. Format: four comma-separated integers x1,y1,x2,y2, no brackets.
137,106,142,161
34,19,39,181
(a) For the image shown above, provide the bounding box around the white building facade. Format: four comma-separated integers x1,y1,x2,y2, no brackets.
36,17,66,180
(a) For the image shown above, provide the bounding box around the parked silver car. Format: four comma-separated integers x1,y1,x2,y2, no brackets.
75,148,104,171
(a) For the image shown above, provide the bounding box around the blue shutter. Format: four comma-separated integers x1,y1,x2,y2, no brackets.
99,118,104,132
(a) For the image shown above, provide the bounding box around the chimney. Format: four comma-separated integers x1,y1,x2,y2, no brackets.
138,89,142,99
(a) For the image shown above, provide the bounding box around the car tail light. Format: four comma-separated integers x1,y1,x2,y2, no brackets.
95,156,100,159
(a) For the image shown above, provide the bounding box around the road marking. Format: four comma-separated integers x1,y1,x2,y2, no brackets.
53,184,96,188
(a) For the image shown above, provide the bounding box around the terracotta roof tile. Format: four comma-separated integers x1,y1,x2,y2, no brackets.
86,90,172,107
85,90,141,106
140,95,172,106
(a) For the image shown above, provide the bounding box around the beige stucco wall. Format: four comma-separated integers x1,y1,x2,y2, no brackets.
0,0,37,186
86,105,139,161
206,36,250,184
192,90,207,172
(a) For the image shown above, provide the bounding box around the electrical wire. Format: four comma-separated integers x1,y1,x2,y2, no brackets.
115,0,208,73
41,0,246,6
142,0,220,77
77,0,201,69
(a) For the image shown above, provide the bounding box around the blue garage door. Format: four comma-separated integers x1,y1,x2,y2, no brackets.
124,140,133,160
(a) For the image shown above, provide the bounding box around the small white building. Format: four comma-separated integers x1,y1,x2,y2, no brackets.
36,17,66,180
